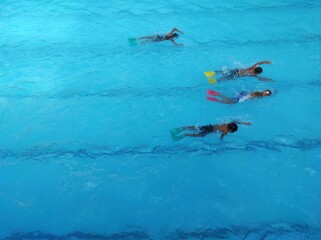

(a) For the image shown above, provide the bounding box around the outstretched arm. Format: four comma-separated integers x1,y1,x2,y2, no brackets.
168,28,184,35
220,133,226,140
170,39,183,46
235,121,252,125
251,75,273,82
250,60,272,68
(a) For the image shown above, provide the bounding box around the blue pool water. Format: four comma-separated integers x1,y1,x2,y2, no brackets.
1,0,321,239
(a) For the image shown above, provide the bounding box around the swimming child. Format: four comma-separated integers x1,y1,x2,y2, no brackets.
135,28,184,46
171,121,251,141
209,61,272,81
206,89,272,104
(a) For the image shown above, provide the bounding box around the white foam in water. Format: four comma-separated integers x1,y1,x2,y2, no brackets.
0,0,321,239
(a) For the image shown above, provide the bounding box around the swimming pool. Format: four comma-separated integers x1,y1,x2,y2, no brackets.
1,0,321,239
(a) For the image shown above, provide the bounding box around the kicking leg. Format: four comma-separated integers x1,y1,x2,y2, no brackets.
184,132,207,137
138,36,154,40
216,94,235,104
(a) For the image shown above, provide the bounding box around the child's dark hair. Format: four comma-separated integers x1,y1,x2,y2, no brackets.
254,67,263,74
228,122,238,133
264,89,272,95
172,33,179,38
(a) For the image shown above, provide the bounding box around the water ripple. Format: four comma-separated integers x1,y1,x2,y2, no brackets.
0,138,320,160
4,223,321,240
0,81,320,100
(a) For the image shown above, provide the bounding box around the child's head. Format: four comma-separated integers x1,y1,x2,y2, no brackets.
254,67,263,74
263,90,272,96
228,122,238,133
172,33,179,39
